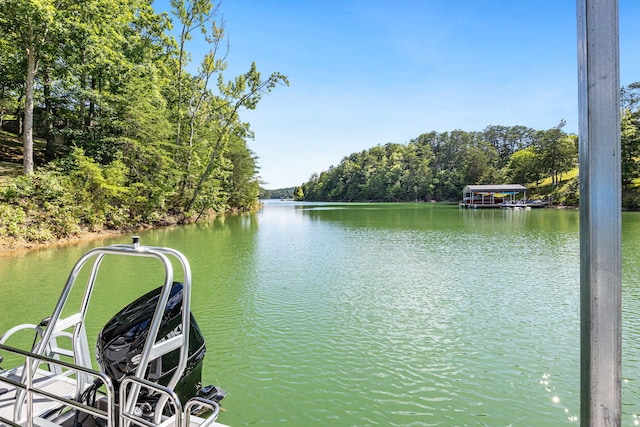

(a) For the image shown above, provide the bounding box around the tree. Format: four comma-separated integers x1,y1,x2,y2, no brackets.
170,0,223,186
170,0,219,142
0,0,62,174
534,120,577,186
482,124,535,166
399,142,433,200
181,62,288,216
0,0,169,171
621,82,640,111
621,109,640,187
165,1,288,219
0,27,22,131
223,136,260,209
506,147,542,185
296,123,579,203
621,82,640,189
0,0,287,242
463,146,491,184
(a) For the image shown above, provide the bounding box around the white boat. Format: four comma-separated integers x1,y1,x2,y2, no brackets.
500,204,532,210
500,200,548,210
0,238,228,427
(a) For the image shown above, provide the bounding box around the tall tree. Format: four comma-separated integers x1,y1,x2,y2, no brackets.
0,35,22,132
0,0,63,174
224,136,260,209
0,0,167,170
170,0,220,156
506,147,542,185
167,1,287,218
534,120,577,186
482,125,535,166
621,82,640,111
56,0,169,162
463,146,491,184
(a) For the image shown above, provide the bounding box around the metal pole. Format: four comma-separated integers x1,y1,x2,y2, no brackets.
577,0,621,426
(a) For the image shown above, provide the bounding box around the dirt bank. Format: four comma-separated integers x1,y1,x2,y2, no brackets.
0,229,127,256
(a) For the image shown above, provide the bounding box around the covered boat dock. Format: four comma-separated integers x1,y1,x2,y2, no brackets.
460,184,526,208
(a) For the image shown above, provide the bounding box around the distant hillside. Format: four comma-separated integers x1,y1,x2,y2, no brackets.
260,187,295,199
297,124,578,203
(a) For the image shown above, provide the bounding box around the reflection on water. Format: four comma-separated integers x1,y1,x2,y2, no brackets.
2,202,640,425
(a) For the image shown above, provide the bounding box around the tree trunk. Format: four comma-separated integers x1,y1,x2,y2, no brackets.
44,69,56,161
23,37,36,175
87,75,95,128
80,51,87,129
0,87,4,130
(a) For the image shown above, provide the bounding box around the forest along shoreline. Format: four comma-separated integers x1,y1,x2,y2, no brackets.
0,205,254,254
0,130,253,254
0,2,288,255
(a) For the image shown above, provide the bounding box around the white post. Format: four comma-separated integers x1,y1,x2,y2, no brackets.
577,0,621,426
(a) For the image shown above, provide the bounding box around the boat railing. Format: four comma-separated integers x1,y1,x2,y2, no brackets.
0,239,223,426
1,321,86,380
0,342,221,427
119,376,221,427
185,398,221,427
0,324,45,346
31,238,194,414
0,342,116,426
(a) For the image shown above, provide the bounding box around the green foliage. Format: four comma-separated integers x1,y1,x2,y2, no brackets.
224,137,260,209
0,0,287,244
0,204,27,239
66,148,129,229
532,120,577,186
482,125,536,166
620,82,640,208
623,192,640,210
507,147,543,185
0,171,81,242
300,125,577,203
553,176,580,206
261,187,295,199
302,142,435,202
622,82,640,111
621,108,640,187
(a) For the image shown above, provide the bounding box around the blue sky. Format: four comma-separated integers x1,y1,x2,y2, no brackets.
162,1,640,189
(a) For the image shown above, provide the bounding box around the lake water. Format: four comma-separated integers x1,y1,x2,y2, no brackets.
1,201,640,426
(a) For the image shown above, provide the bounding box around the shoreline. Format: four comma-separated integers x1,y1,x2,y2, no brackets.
0,229,128,257
0,207,254,256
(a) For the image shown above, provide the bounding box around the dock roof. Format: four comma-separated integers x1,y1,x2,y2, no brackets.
463,184,526,193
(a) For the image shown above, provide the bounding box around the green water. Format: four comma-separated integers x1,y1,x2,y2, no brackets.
2,201,640,425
